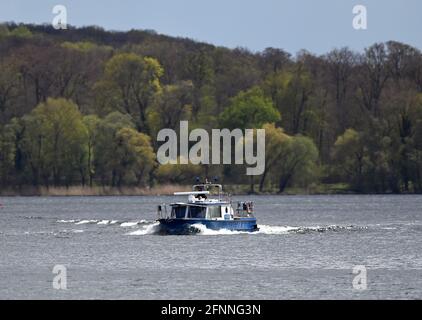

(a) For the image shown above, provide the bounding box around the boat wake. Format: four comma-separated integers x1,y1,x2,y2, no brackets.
57,219,148,226
258,224,367,234
127,222,161,235
3,219,369,238
126,222,367,236
190,224,366,235
56,218,366,236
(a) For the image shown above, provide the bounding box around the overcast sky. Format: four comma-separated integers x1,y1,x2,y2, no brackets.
1,0,421,54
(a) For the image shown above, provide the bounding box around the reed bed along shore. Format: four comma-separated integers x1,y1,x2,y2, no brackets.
0,185,191,197
0,183,366,196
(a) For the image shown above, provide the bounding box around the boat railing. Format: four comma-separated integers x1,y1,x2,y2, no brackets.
216,192,231,203
235,201,254,218
192,183,232,202
157,204,170,220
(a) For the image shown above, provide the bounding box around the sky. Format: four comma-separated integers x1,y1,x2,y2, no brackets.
1,0,421,55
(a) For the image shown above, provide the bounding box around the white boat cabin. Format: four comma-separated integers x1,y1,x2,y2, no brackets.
170,202,234,220
157,183,254,220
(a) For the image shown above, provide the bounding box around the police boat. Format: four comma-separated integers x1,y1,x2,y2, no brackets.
156,180,259,234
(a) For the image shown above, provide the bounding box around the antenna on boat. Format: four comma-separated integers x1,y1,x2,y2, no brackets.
174,191,210,196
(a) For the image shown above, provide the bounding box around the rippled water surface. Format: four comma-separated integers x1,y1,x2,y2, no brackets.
1,195,422,299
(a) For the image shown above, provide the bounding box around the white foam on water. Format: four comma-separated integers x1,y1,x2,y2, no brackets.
59,219,121,225
191,223,246,235
125,222,361,236
128,222,160,235
120,222,138,227
189,224,365,236
75,220,98,225
256,225,299,235
57,219,78,223
120,220,148,227
191,224,299,235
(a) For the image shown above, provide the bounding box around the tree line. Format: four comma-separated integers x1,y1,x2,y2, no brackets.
0,23,422,193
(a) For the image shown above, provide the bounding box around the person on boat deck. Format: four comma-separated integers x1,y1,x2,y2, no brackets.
242,202,252,215
195,194,207,200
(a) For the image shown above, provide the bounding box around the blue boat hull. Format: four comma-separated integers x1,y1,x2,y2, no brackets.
157,218,259,235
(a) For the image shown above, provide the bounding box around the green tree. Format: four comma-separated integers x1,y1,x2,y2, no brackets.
410,118,422,192
21,98,88,186
147,81,193,140
0,124,16,186
95,53,163,133
9,25,32,38
83,115,100,186
93,112,136,186
332,129,369,192
0,24,10,38
185,49,215,119
276,135,319,193
0,59,21,123
156,159,202,184
93,111,156,187
263,66,313,134
258,123,291,192
220,87,280,130
114,127,156,186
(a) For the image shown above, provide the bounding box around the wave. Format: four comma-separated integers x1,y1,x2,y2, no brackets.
57,219,148,226
4,229,85,237
190,223,246,235
120,220,148,227
97,220,119,225
75,219,99,225
127,222,160,235
256,225,299,235
126,222,366,236
273,225,367,234
188,224,367,236
57,219,79,223
55,218,367,236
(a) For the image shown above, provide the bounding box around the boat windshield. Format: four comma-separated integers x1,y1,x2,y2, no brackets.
187,206,206,218
193,184,222,195
172,206,186,218
207,206,221,219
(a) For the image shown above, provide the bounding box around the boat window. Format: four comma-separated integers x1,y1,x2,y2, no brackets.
208,206,221,219
188,206,206,218
172,206,186,218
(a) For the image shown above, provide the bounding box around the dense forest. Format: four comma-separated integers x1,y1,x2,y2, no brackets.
0,23,422,194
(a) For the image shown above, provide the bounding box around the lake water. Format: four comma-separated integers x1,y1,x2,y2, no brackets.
1,195,422,299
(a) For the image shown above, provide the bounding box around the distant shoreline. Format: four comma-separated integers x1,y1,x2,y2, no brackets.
0,185,191,197
0,185,420,196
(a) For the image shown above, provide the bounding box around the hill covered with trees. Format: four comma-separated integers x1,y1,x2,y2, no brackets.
1,23,422,194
